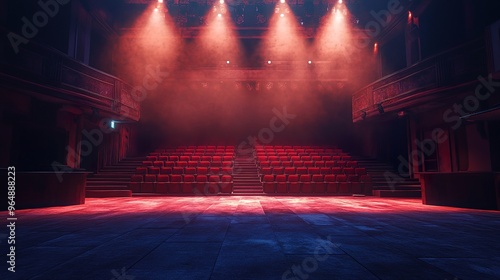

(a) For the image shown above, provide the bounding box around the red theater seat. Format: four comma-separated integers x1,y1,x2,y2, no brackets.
308,167,320,174
208,175,220,194
199,161,210,167
220,175,233,193
156,175,169,193
276,175,287,193
312,174,325,193
135,167,147,175
304,161,314,167
183,175,195,194
185,167,196,175
300,174,313,193
273,167,284,175
325,174,337,193
288,174,300,193
160,167,172,174
195,175,208,194
170,175,182,193
296,167,307,175
320,167,331,174
172,167,184,174
263,175,275,193
337,175,350,194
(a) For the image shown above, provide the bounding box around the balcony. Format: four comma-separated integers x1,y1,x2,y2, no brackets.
352,38,488,122
0,34,140,121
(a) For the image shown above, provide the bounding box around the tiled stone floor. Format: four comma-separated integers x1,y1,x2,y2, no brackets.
1,196,500,280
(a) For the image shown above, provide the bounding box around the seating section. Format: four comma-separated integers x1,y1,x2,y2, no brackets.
256,145,371,195
130,146,234,194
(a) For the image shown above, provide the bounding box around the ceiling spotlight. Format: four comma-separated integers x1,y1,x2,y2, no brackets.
267,60,272,65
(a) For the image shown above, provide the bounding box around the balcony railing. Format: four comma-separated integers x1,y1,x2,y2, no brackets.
352,38,487,122
0,35,140,121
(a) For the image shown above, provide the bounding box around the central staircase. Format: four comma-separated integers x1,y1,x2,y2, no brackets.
231,150,263,195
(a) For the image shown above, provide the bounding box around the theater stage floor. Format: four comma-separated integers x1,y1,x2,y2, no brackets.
2,196,500,280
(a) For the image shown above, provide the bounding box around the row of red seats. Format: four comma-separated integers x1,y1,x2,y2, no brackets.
130,174,233,194
257,155,351,162
262,174,371,194
145,155,234,162
258,160,357,168
260,167,367,176
142,161,234,168
136,166,233,176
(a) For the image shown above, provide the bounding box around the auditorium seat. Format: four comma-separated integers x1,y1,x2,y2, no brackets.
199,161,210,167
296,167,307,175
325,175,337,193
173,167,184,174
337,175,350,194
156,175,169,193
320,167,331,174
142,174,156,192
195,175,208,194
164,161,175,168
288,174,300,193
135,167,147,175
130,174,143,192
273,167,284,175
276,175,287,193
263,175,275,193
315,161,325,167
220,175,233,193
185,167,196,175
183,175,195,194
169,174,182,193
312,174,325,193
304,161,314,167
208,175,220,194
160,167,172,174
300,174,313,193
